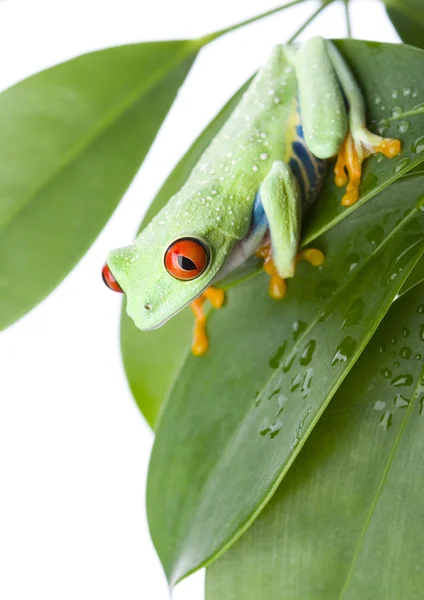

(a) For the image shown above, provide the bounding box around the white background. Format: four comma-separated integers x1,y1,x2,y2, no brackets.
0,1,399,598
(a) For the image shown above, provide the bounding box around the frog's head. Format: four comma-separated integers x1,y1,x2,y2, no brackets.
102,223,232,331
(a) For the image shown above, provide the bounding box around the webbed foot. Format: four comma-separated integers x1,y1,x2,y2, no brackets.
190,287,225,356
256,244,324,300
335,129,401,206
256,243,287,300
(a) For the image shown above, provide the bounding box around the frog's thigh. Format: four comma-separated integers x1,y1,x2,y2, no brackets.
260,161,301,280
296,36,347,159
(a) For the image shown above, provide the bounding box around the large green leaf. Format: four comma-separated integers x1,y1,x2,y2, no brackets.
206,280,424,600
121,40,424,428
147,171,424,585
0,40,201,330
384,0,424,49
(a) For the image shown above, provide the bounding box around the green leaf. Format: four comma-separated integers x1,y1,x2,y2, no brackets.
206,280,424,600
120,84,250,428
121,41,424,427
0,40,201,330
147,172,424,585
383,0,424,49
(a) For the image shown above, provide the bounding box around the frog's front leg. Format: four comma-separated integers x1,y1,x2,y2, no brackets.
190,287,225,356
297,37,401,207
255,161,323,298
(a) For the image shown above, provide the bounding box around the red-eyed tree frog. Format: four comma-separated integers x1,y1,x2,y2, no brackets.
102,37,401,356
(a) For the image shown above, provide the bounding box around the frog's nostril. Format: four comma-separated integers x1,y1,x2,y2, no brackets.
144,303,152,311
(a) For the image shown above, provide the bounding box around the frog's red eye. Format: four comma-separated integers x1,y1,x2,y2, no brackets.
164,238,209,281
102,264,124,293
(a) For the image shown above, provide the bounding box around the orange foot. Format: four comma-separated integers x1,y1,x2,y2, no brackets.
190,287,225,356
256,244,324,299
335,129,401,207
255,243,287,300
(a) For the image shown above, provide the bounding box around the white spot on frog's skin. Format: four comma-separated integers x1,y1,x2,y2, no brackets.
252,165,259,172
273,97,280,104
260,153,268,160
374,95,382,104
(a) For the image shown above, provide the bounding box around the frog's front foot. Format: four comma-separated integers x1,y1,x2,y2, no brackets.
190,287,225,356
256,244,324,300
335,129,401,207
256,243,287,299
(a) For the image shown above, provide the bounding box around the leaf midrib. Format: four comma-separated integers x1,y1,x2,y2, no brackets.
338,363,423,599
0,40,199,233
171,204,422,583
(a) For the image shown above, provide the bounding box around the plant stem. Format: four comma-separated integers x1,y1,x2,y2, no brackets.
343,0,352,38
287,0,334,43
201,0,309,44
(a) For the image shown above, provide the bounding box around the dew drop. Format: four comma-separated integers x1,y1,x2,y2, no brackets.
391,374,414,387
380,411,393,430
374,400,386,411
391,106,402,118
417,304,424,314
260,153,268,160
420,324,424,341
292,320,307,341
290,373,302,392
403,87,412,96
301,368,314,397
415,353,422,360
377,118,389,135
395,157,411,173
400,346,411,359
391,90,399,99
341,298,364,329
381,368,392,378
394,393,410,408
374,95,382,105
283,353,296,373
398,121,410,133
275,394,288,417
269,342,287,369
330,336,357,366
413,135,424,154
300,340,316,366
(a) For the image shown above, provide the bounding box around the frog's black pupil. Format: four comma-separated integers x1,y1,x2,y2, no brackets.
178,255,197,271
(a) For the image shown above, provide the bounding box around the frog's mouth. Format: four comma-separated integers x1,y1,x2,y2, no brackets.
129,282,211,332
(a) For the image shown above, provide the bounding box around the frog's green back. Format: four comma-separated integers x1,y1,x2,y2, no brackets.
143,44,299,246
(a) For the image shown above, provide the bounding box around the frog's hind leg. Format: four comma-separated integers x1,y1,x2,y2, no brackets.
326,40,401,206
190,287,225,356
296,37,400,207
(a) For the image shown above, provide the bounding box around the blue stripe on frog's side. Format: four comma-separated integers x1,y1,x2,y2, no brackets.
289,121,327,214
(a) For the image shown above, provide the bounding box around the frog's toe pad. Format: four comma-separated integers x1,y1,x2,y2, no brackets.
297,248,325,267
269,275,287,300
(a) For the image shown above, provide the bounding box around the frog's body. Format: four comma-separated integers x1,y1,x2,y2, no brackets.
103,38,401,355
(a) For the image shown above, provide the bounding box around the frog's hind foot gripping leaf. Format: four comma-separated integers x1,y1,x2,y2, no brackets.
334,129,401,207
